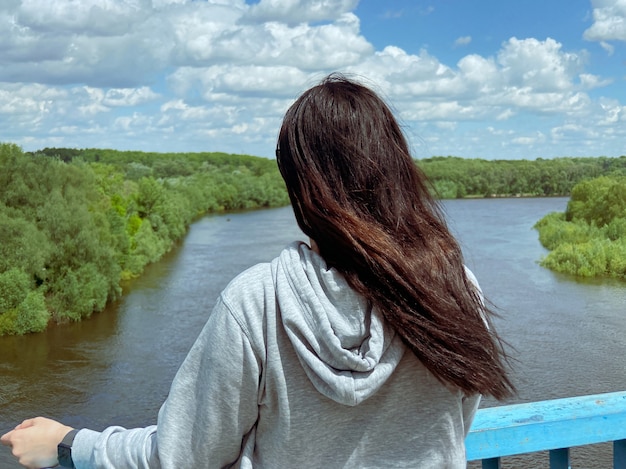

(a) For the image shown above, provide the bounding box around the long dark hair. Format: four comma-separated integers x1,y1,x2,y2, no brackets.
276,74,514,399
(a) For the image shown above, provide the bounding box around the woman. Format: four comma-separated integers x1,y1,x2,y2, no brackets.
2,74,514,468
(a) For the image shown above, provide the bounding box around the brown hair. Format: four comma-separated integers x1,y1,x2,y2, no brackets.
276,74,514,399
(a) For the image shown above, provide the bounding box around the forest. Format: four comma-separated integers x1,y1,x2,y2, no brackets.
1,144,625,335
417,155,626,198
534,175,626,280
0,143,289,335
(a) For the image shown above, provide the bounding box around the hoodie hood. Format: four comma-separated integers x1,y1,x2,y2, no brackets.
272,242,405,406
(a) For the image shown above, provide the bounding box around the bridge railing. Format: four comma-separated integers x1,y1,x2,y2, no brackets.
466,390,626,468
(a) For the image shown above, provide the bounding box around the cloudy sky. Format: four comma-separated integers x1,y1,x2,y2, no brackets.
1,0,625,160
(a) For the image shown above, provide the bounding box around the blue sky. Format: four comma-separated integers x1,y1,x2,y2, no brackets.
1,0,625,160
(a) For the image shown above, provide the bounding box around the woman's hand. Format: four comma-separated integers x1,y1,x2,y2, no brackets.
1,417,74,469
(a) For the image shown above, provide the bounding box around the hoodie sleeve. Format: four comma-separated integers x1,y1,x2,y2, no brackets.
71,297,261,469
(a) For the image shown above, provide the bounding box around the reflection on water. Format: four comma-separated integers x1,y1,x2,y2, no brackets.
1,200,624,468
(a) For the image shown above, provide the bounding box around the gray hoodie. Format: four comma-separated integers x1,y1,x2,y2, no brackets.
73,242,480,468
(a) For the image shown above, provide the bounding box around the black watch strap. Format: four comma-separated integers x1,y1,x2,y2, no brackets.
57,429,79,469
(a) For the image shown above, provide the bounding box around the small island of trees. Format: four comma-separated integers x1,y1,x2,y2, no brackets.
534,176,626,280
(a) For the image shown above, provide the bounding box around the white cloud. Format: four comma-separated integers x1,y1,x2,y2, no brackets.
0,10,174,86
166,2,252,65
496,109,515,121
487,127,515,136
103,87,160,107
151,0,197,7
347,46,459,98
344,37,596,125
401,101,473,121
597,98,625,125
583,0,626,41
550,123,598,142
456,54,500,92
434,121,457,130
0,84,68,131
168,65,314,101
600,40,616,54
243,0,358,24
0,0,372,88
496,37,586,92
512,132,546,145
579,73,612,88
114,112,153,133
16,0,148,36
454,36,472,47
160,99,187,112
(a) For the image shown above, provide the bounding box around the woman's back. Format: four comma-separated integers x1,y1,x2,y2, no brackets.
221,243,479,468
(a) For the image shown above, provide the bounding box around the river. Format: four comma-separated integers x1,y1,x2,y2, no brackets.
1,197,624,468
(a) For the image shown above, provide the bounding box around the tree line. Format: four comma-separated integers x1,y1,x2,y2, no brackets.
534,175,626,280
2,145,625,335
0,144,289,335
417,155,626,198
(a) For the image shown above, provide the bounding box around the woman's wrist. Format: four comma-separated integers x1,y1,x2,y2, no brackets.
57,428,79,468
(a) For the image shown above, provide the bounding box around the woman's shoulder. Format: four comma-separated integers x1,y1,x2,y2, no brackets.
220,261,275,312
220,241,307,300
226,261,273,289
217,244,304,328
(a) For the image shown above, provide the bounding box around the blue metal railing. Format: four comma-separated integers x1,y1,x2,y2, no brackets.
466,390,626,468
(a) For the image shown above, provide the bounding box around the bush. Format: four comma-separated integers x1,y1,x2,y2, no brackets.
15,290,49,334
541,239,608,277
0,268,32,313
0,286,49,335
605,239,626,279
534,213,598,251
